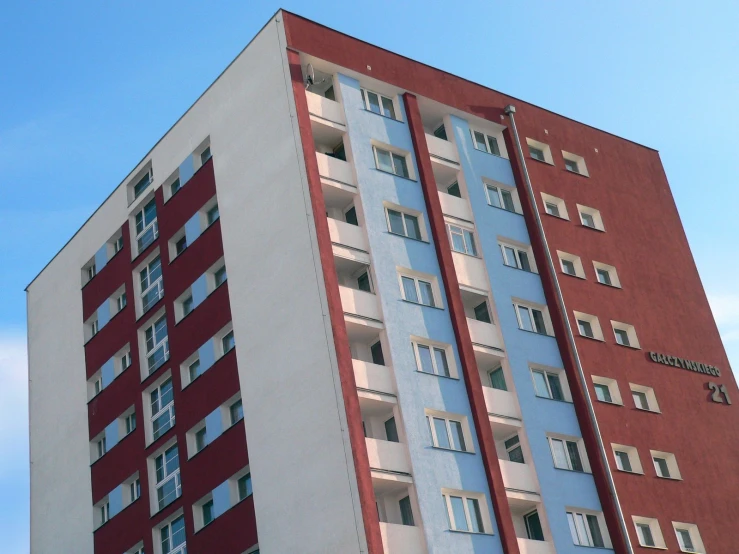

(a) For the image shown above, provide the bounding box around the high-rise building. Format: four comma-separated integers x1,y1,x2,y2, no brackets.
27,10,738,554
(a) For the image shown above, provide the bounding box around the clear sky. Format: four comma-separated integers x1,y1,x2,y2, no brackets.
1,1,737,551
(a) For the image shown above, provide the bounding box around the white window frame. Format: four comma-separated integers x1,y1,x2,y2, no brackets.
150,377,175,442
134,197,159,253
632,516,666,549
143,313,169,375
629,383,660,412
611,443,643,474
526,138,554,164
129,167,153,202
548,435,589,473
425,409,473,453
140,255,164,314
398,269,441,308
411,338,457,379
573,311,604,341
513,300,551,335
611,320,640,348
470,127,503,157
672,522,704,553
541,192,569,219
593,261,621,288
576,204,605,231
558,251,586,279
484,181,521,214
441,488,491,534
592,375,623,405
156,512,186,554
360,88,399,120
384,203,426,241
499,240,536,273
447,223,478,256
154,445,181,512
566,508,609,548
651,450,681,480
530,365,571,402
562,150,589,176
372,144,412,179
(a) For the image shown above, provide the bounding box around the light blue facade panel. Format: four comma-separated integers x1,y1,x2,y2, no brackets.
198,339,216,373
179,154,195,187
451,115,611,552
97,300,111,329
100,357,115,388
104,420,119,450
338,74,503,554
211,481,230,518
94,244,108,272
184,213,202,245
108,484,124,518
191,274,208,307
204,407,223,444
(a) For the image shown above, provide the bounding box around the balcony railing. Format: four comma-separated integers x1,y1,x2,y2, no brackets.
425,133,459,164
517,538,556,554
467,318,504,351
156,471,181,510
380,522,425,554
316,152,356,186
499,459,539,493
328,218,368,252
353,360,394,396
483,386,521,420
438,191,472,221
306,90,345,125
366,437,410,475
339,286,382,322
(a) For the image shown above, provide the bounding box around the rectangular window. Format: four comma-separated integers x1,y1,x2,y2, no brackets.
567,511,605,547
200,146,212,165
636,523,656,547
160,514,186,554
581,212,596,228
130,478,141,501
214,265,227,287
114,235,124,254
500,244,532,272
207,204,219,226
614,328,630,346
471,129,501,156
632,390,649,410
400,275,436,307
562,259,577,276
175,235,187,255
532,369,564,401
594,383,613,403
195,427,207,452
125,412,137,435
230,399,244,425
399,496,415,526
386,208,421,240
515,303,547,335
202,499,214,526
135,199,158,252
145,316,169,373
653,456,670,478
222,331,235,354
374,146,409,178
151,378,175,440
549,437,584,471
564,159,579,173
116,292,127,312
505,434,524,463
140,256,163,314
577,319,594,338
676,529,694,551
448,224,477,256
443,492,487,533
100,502,110,525
433,124,447,140
182,296,194,317
596,268,612,285
488,366,506,390
361,89,397,119
485,184,516,212
133,171,152,199
238,473,252,500
529,145,546,161
545,202,560,217
155,445,181,510
370,340,385,366
427,414,468,452
414,342,451,377
614,450,633,472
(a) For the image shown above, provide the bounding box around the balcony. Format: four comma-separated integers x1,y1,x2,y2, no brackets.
380,522,425,554
452,252,489,292
316,152,355,187
366,438,410,475
353,360,395,396
467,318,503,351
306,90,346,126
339,286,382,322
499,460,539,494
438,191,472,222
426,133,460,164
483,386,520,420
328,218,368,253
518,538,556,554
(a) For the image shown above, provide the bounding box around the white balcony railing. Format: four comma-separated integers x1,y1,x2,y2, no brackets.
517,538,556,554
483,386,521,420
327,218,368,252
467,318,504,351
452,251,489,291
425,133,459,164
353,360,395,396
366,437,410,475
316,152,355,186
438,191,473,221
499,459,539,493
306,90,345,126
380,522,425,554
339,286,382,322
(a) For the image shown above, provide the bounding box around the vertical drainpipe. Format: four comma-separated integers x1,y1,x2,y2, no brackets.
503,105,634,554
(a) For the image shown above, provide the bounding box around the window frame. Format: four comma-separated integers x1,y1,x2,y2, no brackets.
499,240,536,273
611,321,640,348
484,182,521,214
513,301,551,335
385,205,424,241
140,255,164,314
629,383,660,413
398,270,440,308
470,127,502,157
154,445,181,511
134,198,159,253
447,223,478,256
372,145,412,179
632,516,666,549
611,443,643,474
411,338,457,379
144,314,169,374
151,377,175,441
526,138,554,164
442,489,490,534
548,435,587,473
592,376,623,405
425,409,473,453
573,311,604,341
360,88,399,120
558,251,586,279
672,522,704,553
562,150,589,177
567,509,607,548
577,204,605,231
531,367,567,401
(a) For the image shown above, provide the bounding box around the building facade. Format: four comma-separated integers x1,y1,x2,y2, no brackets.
26,10,738,554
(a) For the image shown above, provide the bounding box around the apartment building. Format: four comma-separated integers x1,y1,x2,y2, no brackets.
26,10,739,554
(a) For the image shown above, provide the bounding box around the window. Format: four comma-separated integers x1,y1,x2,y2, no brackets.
558,252,585,278
230,399,243,425
612,444,643,474
567,510,605,547
399,496,414,526
541,192,568,219
182,296,194,317
514,302,548,335
433,124,447,140
214,265,227,287
160,514,186,554
86,263,97,282
447,181,461,198
93,376,103,397
114,235,124,254
371,341,385,366
145,315,169,373
612,321,639,348
672,522,704,553
384,417,399,442
151,378,175,440
361,89,397,119
374,146,409,178
202,499,214,526
170,178,182,196
207,204,219,225
155,445,181,510
632,516,665,549
593,261,620,288
577,204,605,231
532,368,564,401
188,359,201,383
90,319,99,337
500,242,534,272
505,434,524,463
471,129,501,156
549,436,584,472
447,224,477,256
651,450,681,479
200,146,212,165
427,412,469,452
386,207,421,240
135,199,158,252
524,510,544,541
485,183,518,213
99,501,110,525
562,151,589,176
413,341,452,377
400,273,437,307
140,256,163,314
442,491,488,533
132,170,152,199
222,331,235,354
630,384,659,412
175,236,187,255
592,376,622,405
529,146,546,162
125,412,137,435
96,437,107,459
488,366,506,390
526,139,553,164
130,478,141,501
574,311,603,340
195,427,207,452
238,473,252,500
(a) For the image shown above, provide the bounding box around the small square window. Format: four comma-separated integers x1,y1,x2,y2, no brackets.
594,383,612,403
672,522,704,553
447,224,477,256
611,321,639,348
399,271,439,308
629,383,659,412
577,204,605,231
592,376,622,405
531,366,568,401
529,146,546,161
632,516,666,549
361,89,398,120
214,266,227,287
500,241,535,272
471,129,502,156
525,138,553,164
238,473,252,500
651,451,681,480
611,443,643,474
562,151,589,176
593,261,621,288
374,146,410,178
230,399,243,425
412,339,456,378
485,183,519,213
541,193,568,219
426,410,472,452
548,435,587,472
207,204,219,226
514,301,550,335
573,311,603,340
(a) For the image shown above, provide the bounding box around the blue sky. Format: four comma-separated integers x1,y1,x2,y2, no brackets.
1,1,737,551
